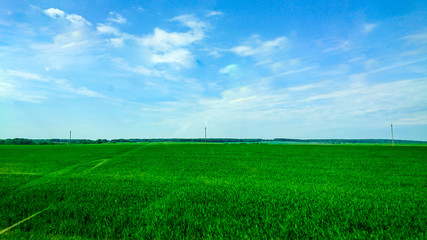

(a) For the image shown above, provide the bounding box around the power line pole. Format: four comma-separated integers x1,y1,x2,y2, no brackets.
205,126,207,144
391,124,394,147
69,130,71,145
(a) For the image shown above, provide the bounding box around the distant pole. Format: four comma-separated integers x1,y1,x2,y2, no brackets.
205,126,207,143
69,130,71,145
391,124,394,147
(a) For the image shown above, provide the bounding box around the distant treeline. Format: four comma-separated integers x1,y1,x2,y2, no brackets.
0,138,426,145
271,138,427,144
0,138,262,145
0,138,106,145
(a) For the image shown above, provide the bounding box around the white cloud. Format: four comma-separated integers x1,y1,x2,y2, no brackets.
139,14,207,67
232,46,253,56
219,64,238,74
152,49,194,67
96,23,120,35
231,36,287,57
24,8,101,70
206,11,224,17
108,12,127,24
141,15,205,52
208,49,222,58
172,14,206,31
141,28,201,51
96,23,132,48
43,8,91,27
44,8,65,19
65,14,91,27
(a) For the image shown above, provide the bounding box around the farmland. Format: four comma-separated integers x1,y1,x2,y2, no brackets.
0,143,426,239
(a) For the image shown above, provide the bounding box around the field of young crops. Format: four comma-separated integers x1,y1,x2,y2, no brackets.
0,143,425,239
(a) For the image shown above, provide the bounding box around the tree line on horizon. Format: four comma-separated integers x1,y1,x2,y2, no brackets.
0,138,425,145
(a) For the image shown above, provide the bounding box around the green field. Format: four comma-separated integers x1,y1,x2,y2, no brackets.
0,143,426,239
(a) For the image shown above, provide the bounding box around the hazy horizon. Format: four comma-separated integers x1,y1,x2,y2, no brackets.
1,1,426,140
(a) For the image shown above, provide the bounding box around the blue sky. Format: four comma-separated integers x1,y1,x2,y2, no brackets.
1,0,426,140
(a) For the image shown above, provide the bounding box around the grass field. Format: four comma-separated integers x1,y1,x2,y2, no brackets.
0,143,426,239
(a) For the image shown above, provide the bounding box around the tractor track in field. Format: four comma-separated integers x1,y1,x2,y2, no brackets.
89,159,110,170
0,172,43,176
0,206,50,235
5,144,151,193
1,144,153,235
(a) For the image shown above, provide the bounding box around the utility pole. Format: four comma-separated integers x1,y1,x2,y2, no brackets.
205,126,207,144
69,130,71,145
391,124,394,147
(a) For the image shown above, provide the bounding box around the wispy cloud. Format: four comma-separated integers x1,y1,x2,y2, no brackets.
363,23,377,33
31,30,101,69
321,39,350,53
402,31,427,45
301,78,427,120
286,82,328,91
23,8,104,70
350,57,427,79
231,35,287,57
262,66,318,81
108,12,126,24
111,58,169,79
110,57,204,95
6,70,48,82
206,11,223,17
52,78,107,99
0,69,109,103
0,81,47,103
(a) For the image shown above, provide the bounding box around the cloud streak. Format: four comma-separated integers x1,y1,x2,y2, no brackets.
0,69,111,103
231,36,287,57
